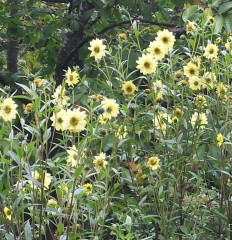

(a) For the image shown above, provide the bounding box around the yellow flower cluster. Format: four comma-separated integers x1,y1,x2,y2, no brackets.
50,108,87,133
136,29,176,76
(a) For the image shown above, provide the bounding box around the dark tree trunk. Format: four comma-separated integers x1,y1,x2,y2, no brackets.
54,1,95,85
7,1,18,76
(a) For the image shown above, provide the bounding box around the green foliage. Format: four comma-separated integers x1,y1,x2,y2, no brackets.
0,1,232,240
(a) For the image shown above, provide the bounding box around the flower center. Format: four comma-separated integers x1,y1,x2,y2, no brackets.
220,89,226,95
151,159,157,165
94,46,100,53
57,117,63,124
162,37,168,43
4,106,11,114
126,86,133,92
189,68,195,75
97,160,103,167
154,48,160,54
194,81,199,86
209,49,214,54
106,107,112,113
70,117,79,126
6,210,11,215
144,61,150,68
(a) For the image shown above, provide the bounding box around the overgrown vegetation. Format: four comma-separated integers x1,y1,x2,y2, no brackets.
0,0,232,239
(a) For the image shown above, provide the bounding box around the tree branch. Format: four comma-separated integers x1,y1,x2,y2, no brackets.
43,0,70,3
61,19,176,69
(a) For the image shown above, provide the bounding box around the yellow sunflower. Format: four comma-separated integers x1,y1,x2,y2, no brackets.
174,107,184,118
47,199,58,208
191,112,208,129
203,43,218,60
101,98,119,119
225,36,232,54
115,125,128,139
194,94,207,107
30,170,52,189
183,62,199,78
93,152,107,171
136,54,157,75
147,156,160,171
153,80,165,100
53,85,70,106
122,81,136,96
34,77,43,87
4,206,12,220
147,40,166,60
64,67,79,86
188,76,203,91
0,98,18,122
202,72,216,89
67,145,79,167
186,21,196,34
83,183,93,195
50,109,67,131
153,112,171,133
64,108,87,133
216,83,228,99
217,133,223,147
155,29,175,51
88,38,106,61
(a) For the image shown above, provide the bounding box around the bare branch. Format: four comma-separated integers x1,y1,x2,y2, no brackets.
43,0,70,3
61,19,176,69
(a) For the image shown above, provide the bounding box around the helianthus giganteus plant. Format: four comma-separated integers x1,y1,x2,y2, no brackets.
0,7,232,240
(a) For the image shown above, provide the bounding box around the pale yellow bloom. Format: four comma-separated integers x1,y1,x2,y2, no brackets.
186,21,196,34
184,62,199,78
202,72,216,89
88,38,106,61
93,152,107,171
99,114,108,125
147,156,160,170
4,207,12,220
147,40,166,60
64,108,87,133
53,85,70,106
23,103,33,113
191,57,201,68
136,54,157,75
118,33,127,39
67,145,79,167
191,112,208,129
195,94,207,107
0,98,17,122
47,199,58,208
153,112,171,133
30,170,52,189
174,107,184,118
216,83,228,99
188,76,203,91
204,43,218,60
225,36,232,54
34,77,43,87
50,109,67,131
122,81,136,96
64,67,79,86
115,126,128,139
83,183,93,195
217,133,223,147
153,80,166,100
101,98,119,120
155,29,175,51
